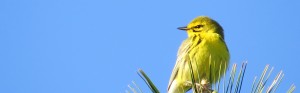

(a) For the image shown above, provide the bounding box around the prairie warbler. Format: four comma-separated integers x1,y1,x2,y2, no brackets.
168,16,230,93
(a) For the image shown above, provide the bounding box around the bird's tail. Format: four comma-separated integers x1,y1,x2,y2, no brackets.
168,80,186,93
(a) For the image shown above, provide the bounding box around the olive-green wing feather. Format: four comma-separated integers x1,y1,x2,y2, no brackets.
168,38,192,90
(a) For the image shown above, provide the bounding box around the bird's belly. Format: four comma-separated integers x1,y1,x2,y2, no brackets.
184,40,230,83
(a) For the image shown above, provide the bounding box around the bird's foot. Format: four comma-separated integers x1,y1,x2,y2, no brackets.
184,80,213,93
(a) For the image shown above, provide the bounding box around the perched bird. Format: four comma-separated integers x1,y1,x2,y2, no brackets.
168,16,230,93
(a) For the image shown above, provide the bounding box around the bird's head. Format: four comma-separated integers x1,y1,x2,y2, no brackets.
178,16,224,39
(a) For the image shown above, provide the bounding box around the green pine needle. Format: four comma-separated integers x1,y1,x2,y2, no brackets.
127,63,295,93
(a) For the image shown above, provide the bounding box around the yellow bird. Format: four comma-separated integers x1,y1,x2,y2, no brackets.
168,16,230,93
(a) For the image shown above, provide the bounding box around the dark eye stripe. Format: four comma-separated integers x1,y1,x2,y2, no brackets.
192,25,203,32
192,29,200,32
194,25,204,28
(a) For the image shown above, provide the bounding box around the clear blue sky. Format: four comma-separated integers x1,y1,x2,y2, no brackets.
1,0,299,93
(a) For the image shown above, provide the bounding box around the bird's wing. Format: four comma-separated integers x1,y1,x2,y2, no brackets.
168,38,192,90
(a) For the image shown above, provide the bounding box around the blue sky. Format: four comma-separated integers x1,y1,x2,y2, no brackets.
1,0,299,93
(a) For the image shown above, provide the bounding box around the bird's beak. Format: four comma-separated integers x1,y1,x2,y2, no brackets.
177,26,189,31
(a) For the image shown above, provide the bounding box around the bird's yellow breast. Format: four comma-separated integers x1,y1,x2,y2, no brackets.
182,32,229,84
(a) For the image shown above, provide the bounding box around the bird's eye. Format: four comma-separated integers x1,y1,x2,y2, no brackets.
194,25,203,28
194,25,204,28
192,25,204,32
